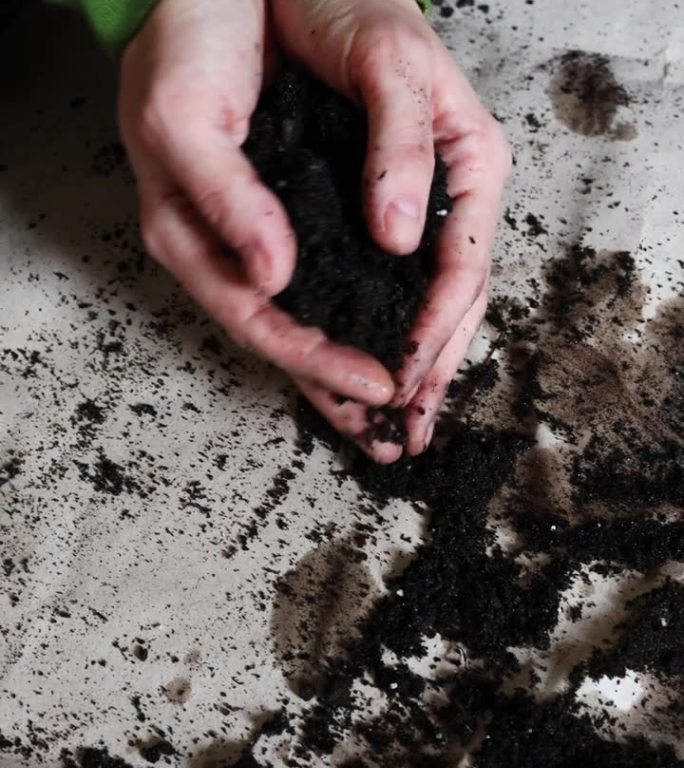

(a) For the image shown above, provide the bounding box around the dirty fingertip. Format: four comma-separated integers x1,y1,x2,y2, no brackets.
424,421,435,450
369,441,404,464
348,370,395,406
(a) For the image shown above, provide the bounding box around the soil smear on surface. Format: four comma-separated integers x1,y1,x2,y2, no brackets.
548,50,633,138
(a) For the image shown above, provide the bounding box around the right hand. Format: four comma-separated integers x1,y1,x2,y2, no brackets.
274,0,510,461
118,0,395,425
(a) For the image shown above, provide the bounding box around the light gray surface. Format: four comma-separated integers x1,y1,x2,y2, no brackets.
1,1,683,766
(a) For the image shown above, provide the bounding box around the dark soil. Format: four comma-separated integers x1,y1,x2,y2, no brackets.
262,242,684,767
549,51,630,136
4,21,682,767
243,70,452,374
60,747,134,768
138,738,176,764
585,581,684,681
472,688,682,768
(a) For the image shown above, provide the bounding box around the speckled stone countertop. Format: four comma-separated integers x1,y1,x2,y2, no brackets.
1,1,683,767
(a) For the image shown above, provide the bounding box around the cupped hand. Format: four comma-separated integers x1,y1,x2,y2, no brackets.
118,0,394,412
120,0,510,463
272,0,511,460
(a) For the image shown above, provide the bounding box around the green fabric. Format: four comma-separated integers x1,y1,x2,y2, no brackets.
50,0,158,56
52,0,430,57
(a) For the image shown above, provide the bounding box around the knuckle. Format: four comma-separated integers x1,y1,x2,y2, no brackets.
372,140,434,170
493,127,513,177
416,300,443,335
468,266,489,301
290,329,327,366
140,206,165,262
483,119,513,177
219,103,251,145
404,139,435,164
337,409,363,439
196,189,233,234
429,370,451,395
456,120,512,181
353,19,433,84
195,169,257,236
220,302,256,350
137,83,186,147
228,324,249,350
438,267,487,314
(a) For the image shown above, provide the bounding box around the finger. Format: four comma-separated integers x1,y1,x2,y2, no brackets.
270,0,436,254
294,378,404,464
394,128,508,404
156,118,297,297
354,32,436,255
127,0,295,296
141,186,394,404
404,288,488,456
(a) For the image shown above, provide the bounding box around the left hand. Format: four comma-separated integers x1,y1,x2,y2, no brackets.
273,0,511,462
118,0,395,423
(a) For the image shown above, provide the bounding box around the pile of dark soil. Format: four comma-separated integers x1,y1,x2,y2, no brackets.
249,242,684,767
585,581,684,681
243,70,451,374
472,688,681,768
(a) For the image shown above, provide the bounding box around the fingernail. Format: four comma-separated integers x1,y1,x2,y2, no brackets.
390,198,420,220
424,422,435,450
385,199,421,252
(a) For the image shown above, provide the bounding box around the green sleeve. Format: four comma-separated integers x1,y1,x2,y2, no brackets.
51,0,430,58
49,0,159,57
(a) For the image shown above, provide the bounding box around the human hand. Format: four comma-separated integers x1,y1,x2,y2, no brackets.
118,0,394,412
273,0,511,461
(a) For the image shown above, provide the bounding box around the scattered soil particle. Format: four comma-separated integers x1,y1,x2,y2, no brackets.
446,356,500,411
129,402,157,417
132,643,148,661
74,451,139,496
91,142,128,178
138,738,176,764
72,399,107,445
164,677,192,705
0,453,23,487
73,399,105,425
525,212,548,237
